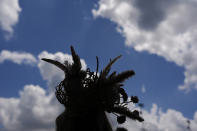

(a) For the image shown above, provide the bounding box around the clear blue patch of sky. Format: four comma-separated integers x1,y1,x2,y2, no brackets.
0,62,46,98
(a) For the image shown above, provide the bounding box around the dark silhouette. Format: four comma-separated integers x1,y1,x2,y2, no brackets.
42,46,144,131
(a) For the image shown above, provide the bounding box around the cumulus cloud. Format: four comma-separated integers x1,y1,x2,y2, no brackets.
38,51,87,89
0,50,37,65
0,0,21,38
93,0,197,91
108,104,197,131
133,0,176,30
0,85,61,131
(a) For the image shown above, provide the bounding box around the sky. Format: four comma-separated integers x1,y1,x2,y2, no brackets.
0,0,197,130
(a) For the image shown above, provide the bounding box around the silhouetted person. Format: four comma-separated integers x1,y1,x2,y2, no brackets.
42,46,143,131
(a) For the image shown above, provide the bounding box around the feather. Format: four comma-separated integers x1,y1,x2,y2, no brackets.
70,46,82,71
109,70,135,84
108,71,117,79
41,58,66,72
101,55,122,78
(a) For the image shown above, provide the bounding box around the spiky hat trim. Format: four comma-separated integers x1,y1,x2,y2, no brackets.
42,46,144,125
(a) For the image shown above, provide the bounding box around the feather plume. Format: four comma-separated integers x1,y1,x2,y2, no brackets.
101,55,122,78
70,46,82,72
109,70,135,84
41,58,66,72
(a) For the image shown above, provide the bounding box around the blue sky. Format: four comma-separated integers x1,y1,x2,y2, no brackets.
1,0,197,131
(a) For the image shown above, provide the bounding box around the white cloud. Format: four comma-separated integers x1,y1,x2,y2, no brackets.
0,85,62,131
0,0,21,38
0,50,37,65
108,104,197,131
38,51,87,89
93,0,197,91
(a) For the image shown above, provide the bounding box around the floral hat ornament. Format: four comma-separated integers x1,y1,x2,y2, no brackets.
42,46,144,131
